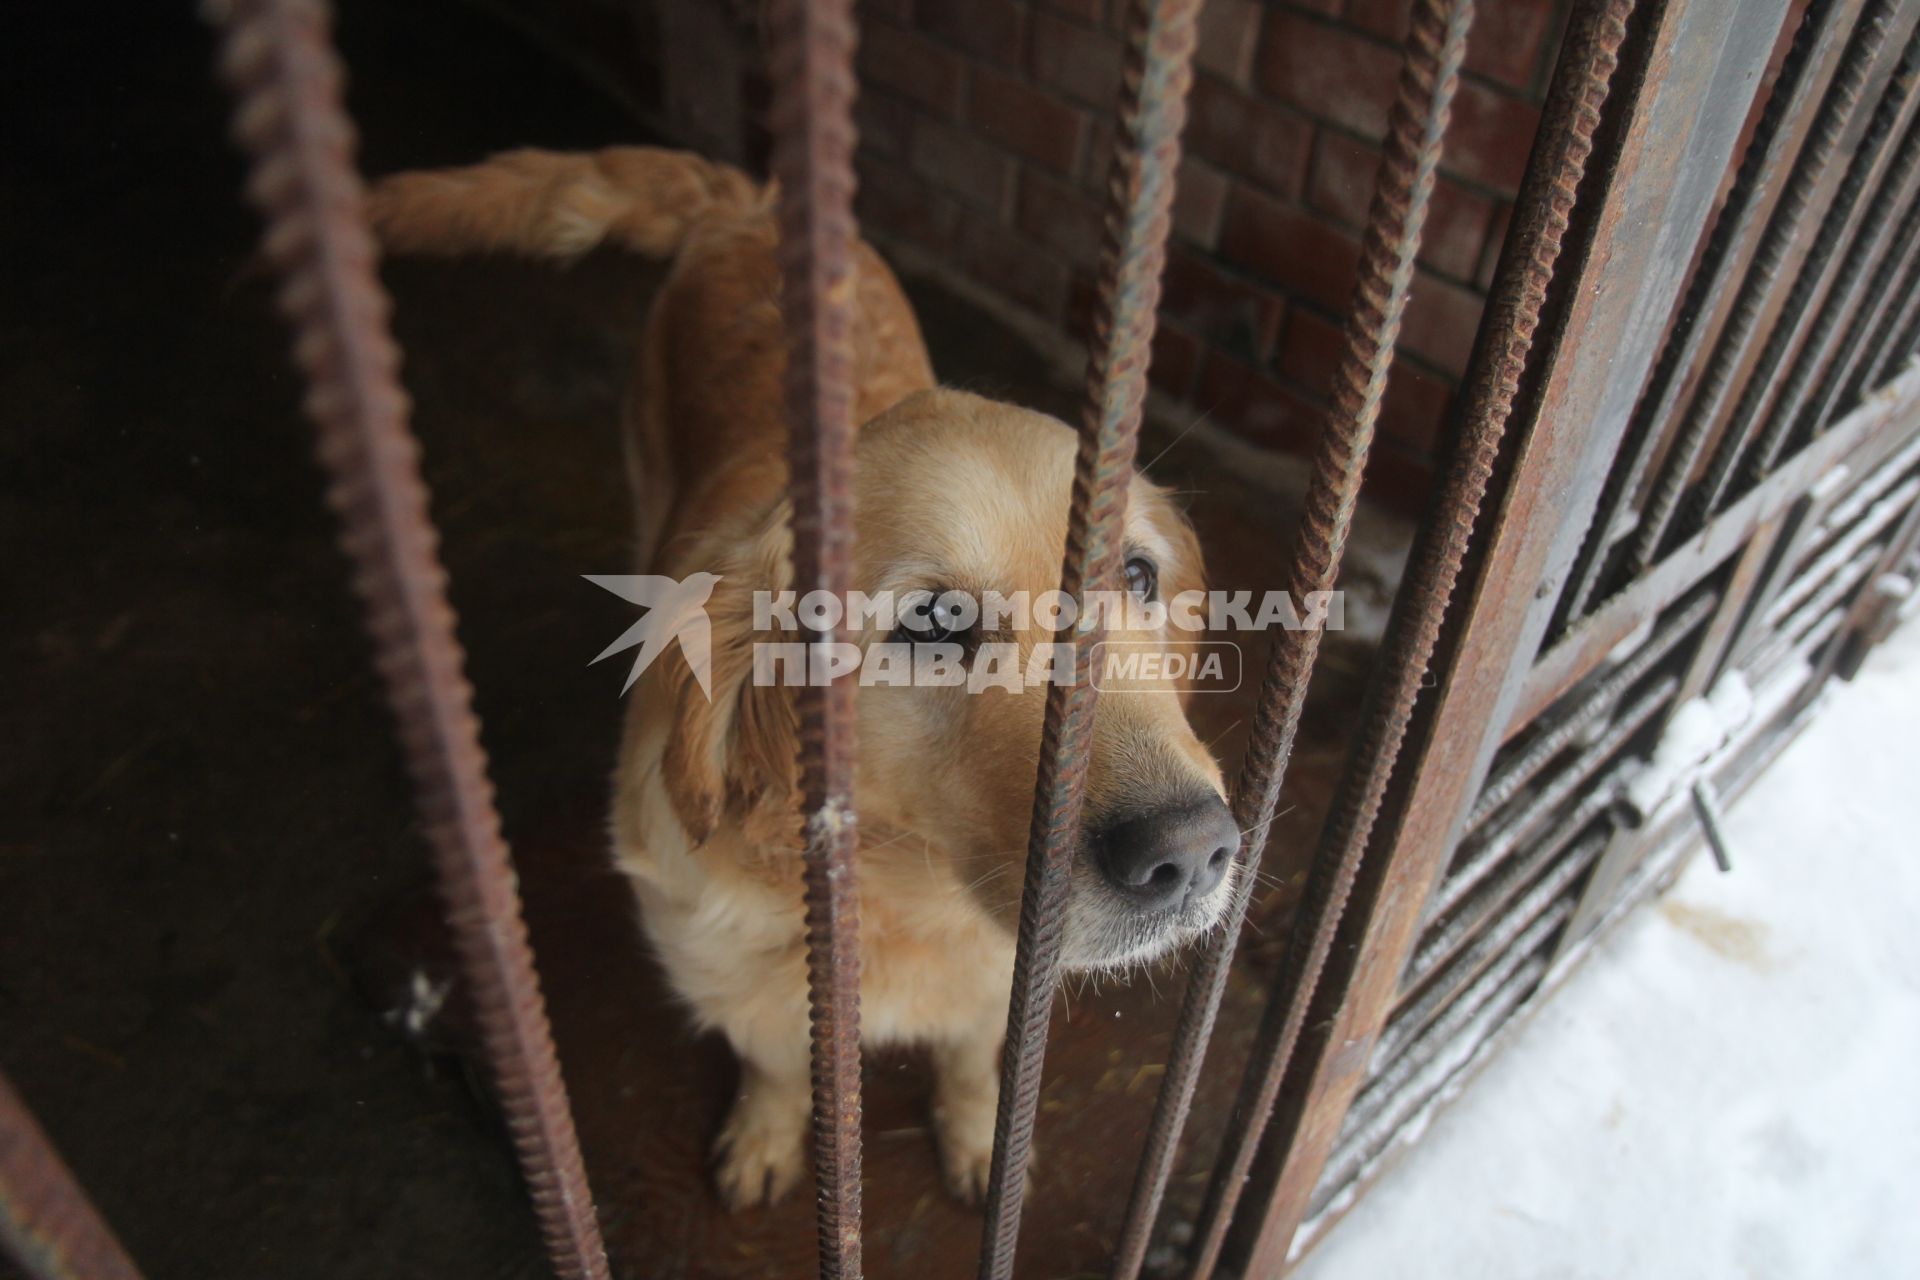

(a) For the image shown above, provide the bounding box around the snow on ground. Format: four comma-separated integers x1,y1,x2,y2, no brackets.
1294,618,1920,1280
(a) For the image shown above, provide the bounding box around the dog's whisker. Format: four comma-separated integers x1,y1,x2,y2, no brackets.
1140,406,1212,476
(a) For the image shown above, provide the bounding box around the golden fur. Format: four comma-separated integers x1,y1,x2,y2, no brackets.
368,147,1234,1208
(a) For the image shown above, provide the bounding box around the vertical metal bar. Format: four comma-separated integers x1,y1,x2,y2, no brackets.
206,4,611,1278
1630,6,1914,566
1840,222,1920,410
1556,0,1841,627
0,1073,144,1280
1797,130,1920,437
1866,250,1920,386
1707,36,1920,506
975,4,1200,1274
1118,2,1492,1277
765,1,864,1274
1212,0,1797,1268
1105,0,1489,1266
1880,284,1920,380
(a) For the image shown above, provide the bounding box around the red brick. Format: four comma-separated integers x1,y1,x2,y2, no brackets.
1278,306,1346,390
1160,249,1285,363
1082,115,1118,191
1307,131,1496,280
1256,12,1400,139
1030,9,1125,107
918,0,1026,65
954,209,1072,318
1196,0,1262,87
910,116,1015,215
1344,0,1410,40
1186,75,1314,197
1362,438,1437,514
968,64,1088,173
1015,169,1105,269
860,20,964,117
1150,322,1203,400
1378,359,1453,453
1477,201,1512,289
1443,80,1541,195
857,154,960,252
1400,269,1484,376
855,88,917,159
1218,187,1363,313
1464,0,1558,93
1196,353,1321,453
1173,156,1229,248
1040,0,1104,22
1066,270,1098,341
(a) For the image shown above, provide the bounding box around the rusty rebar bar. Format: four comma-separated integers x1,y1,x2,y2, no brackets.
1793,107,1920,435
0,1072,144,1280
1622,0,1902,576
1837,211,1920,414
207,3,610,1277
1703,30,1920,512
975,2,1201,1275
1467,589,1715,831
1555,0,1832,628
765,0,865,1274
1866,238,1920,386
1133,0,1554,1273
1176,2,1635,1274
1877,275,1920,382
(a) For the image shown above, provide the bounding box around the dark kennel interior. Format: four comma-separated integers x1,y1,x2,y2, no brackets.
10,0,1920,1277
1,4,1384,1276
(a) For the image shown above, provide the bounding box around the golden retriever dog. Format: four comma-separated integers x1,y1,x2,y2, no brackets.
368,147,1239,1208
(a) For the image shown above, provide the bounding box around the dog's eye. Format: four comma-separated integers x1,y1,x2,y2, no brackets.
1124,555,1158,602
894,591,970,645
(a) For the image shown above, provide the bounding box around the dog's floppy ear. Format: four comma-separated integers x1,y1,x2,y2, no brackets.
659,502,801,848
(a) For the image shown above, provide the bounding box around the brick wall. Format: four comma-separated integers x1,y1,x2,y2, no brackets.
853,0,1566,510
508,0,1568,512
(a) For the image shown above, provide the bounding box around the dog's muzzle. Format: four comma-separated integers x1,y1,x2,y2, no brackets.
1061,793,1239,971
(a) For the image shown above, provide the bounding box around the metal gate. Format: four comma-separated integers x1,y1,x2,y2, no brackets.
5,0,1919,1276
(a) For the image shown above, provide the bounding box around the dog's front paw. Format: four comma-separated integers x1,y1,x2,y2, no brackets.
713,1096,807,1209
934,1095,1034,1207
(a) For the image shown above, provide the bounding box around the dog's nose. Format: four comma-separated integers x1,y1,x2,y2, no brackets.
1094,796,1238,911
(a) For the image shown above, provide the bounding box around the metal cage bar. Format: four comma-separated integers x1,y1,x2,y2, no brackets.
1866,248,1920,385
1703,30,1920,513
1123,1,1493,1275
1521,369,1920,730
1643,10,1920,564
1468,589,1715,831
1619,0,1909,582
1554,0,1845,629
1832,206,1920,416
764,0,867,1274
1793,123,1920,441
974,1,1202,1275
1109,1,1489,1272
0,1072,144,1280
1212,0,1798,1267
206,3,612,1278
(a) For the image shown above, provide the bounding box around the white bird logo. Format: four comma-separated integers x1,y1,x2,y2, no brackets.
584,572,722,698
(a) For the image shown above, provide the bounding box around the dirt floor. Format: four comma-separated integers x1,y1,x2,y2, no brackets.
1,5,1400,1277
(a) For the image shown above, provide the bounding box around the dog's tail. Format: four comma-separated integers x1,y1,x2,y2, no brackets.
365,147,765,262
